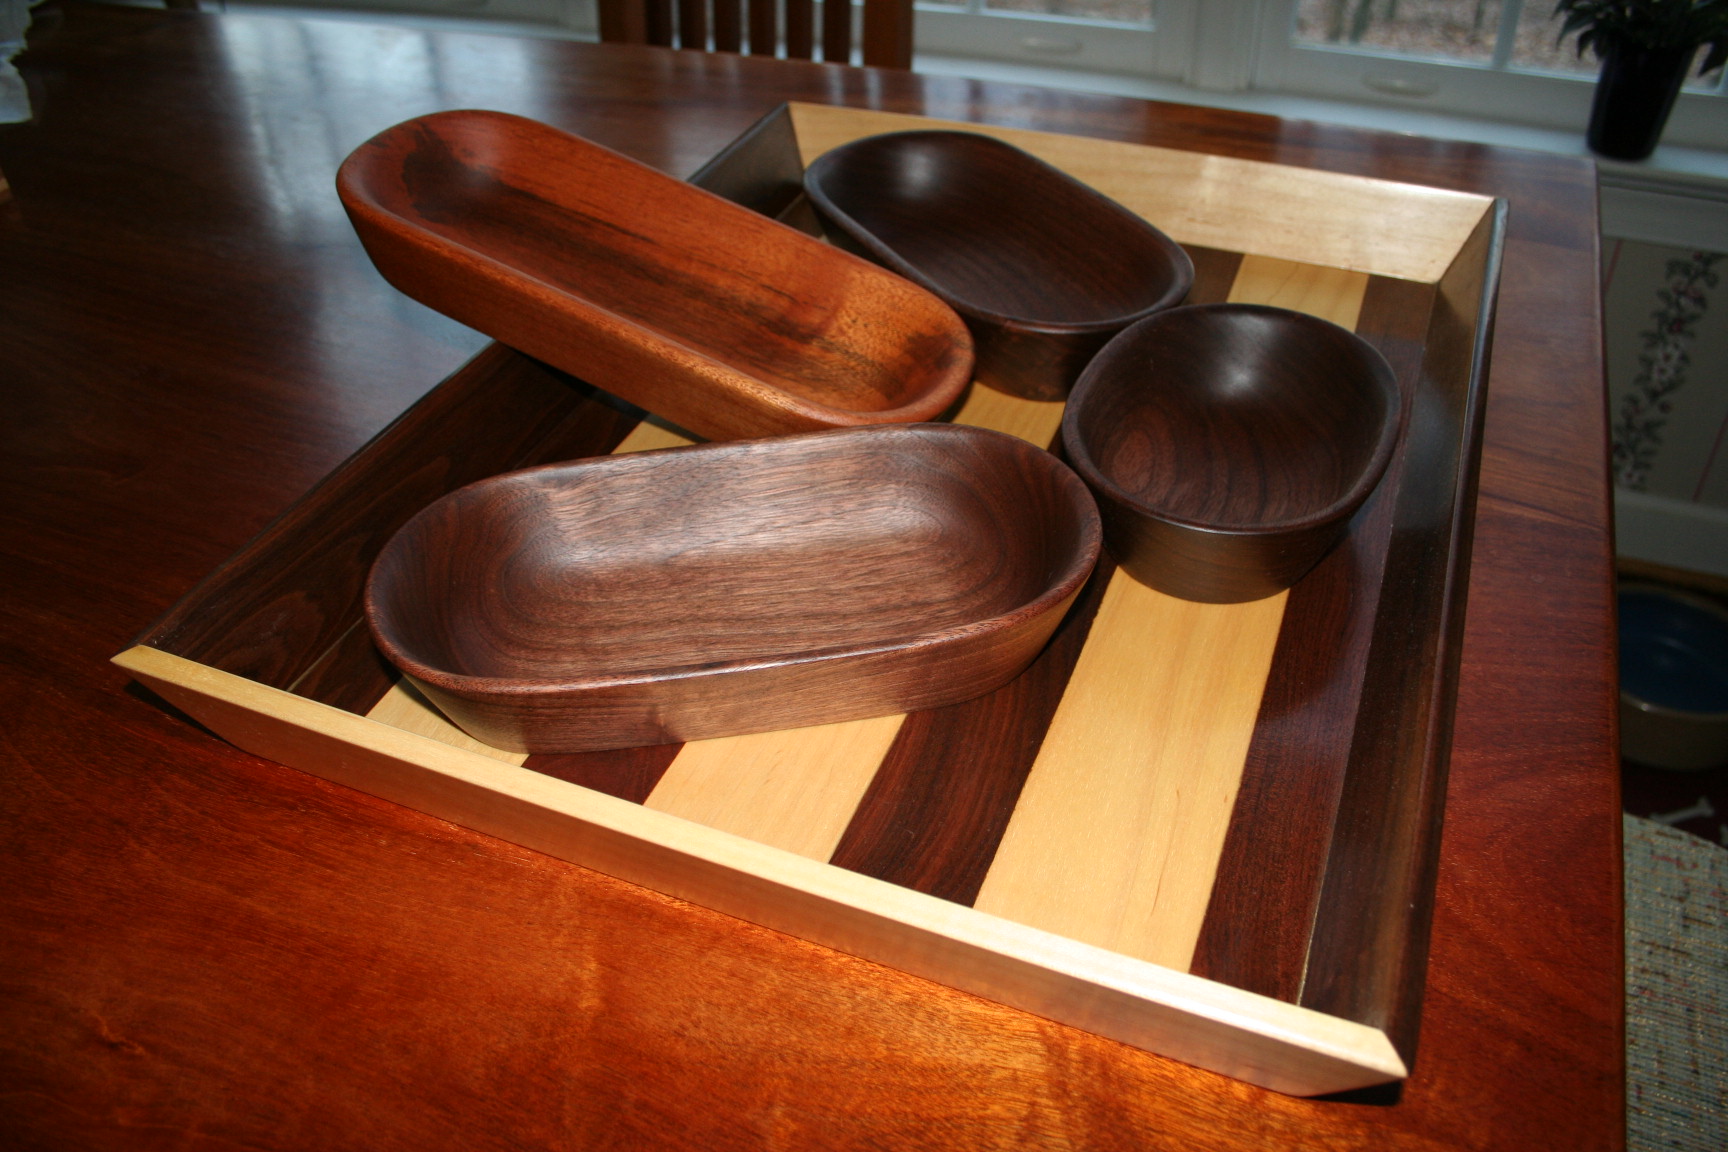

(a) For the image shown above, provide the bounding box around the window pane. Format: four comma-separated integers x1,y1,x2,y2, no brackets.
981,0,1154,26
1508,5,1599,75
1514,9,1725,91
1293,0,1502,65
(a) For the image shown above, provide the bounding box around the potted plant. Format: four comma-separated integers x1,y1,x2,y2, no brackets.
1555,1,1728,159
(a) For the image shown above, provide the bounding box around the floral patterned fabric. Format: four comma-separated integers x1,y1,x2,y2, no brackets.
1613,252,1723,491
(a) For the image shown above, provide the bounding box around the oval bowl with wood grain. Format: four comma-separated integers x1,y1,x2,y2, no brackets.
365,423,1102,754
337,111,975,442
1061,303,1402,603
801,130,1194,402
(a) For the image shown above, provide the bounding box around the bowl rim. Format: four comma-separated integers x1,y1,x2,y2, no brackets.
365,422,1103,699
337,110,977,431
802,129,1196,336
1059,302,1405,536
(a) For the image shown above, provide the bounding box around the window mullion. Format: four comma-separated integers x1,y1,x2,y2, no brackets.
1491,0,1524,70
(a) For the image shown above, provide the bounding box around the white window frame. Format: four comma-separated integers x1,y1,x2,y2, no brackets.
913,1,1169,79
913,0,1726,151
1248,0,1726,150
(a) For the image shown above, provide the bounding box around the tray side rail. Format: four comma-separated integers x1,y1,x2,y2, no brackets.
1187,273,1436,1002
1297,201,1508,1062
114,643,1408,1098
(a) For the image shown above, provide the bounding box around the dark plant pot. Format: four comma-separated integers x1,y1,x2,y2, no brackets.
1587,39,1694,161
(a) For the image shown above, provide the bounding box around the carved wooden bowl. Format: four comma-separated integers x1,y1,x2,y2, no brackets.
1061,304,1402,603
802,130,1194,402
365,424,1102,753
337,111,975,442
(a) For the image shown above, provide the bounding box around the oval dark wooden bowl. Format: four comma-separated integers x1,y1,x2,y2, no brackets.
802,130,1194,402
1060,304,1402,603
337,111,975,442
365,424,1102,754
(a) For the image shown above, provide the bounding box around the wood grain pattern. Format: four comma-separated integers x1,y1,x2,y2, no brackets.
285,617,401,714
117,92,1477,1101
1063,302,1400,602
1227,254,1368,327
644,714,905,860
522,742,684,804
1299,205,1505,1061
365,425,1100,752
137,345,638,689
110,643,1407,1096
9,6,1617,1145
336,110,974,441
1188,274,1436,1004
827,558,1115,902
974,576,1287,969
366,679,528,765
804,130,1193,400
971,254,1385,970
822,240,1242,905
787,103,1494,283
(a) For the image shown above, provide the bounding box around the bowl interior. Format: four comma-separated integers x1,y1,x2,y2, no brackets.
347,112,966,415
806,131,1190,328
369,428,1095,686
1067,305,1399,531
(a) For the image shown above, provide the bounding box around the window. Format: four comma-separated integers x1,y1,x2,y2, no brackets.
917,0,1727,151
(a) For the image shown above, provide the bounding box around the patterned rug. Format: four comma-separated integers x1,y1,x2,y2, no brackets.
1624,814,1728,1151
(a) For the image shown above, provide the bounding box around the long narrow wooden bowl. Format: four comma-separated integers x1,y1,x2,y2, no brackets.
365,424,1102,753
802,130,1194,402
1061,304,1402,603
337,111,975,442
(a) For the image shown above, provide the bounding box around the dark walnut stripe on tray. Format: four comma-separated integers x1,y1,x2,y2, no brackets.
1189,275,1438,1002
526,743,685,805
829,558,1115,904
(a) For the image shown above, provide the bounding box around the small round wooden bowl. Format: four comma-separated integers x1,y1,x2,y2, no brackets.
365,424,1101,754
1060,304,1402,603
802,130,1194,402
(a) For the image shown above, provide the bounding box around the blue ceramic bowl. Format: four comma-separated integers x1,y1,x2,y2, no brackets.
1619,583,1728,770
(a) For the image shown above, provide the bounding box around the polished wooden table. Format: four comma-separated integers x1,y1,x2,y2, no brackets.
0,3,1621,1147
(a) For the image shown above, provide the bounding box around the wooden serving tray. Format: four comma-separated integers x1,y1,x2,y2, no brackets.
114,103,1504,1097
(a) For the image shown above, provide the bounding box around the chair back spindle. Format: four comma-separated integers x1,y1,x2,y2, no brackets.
598,0,912,69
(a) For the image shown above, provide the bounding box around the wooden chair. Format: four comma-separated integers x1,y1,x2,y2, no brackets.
597,0,913,69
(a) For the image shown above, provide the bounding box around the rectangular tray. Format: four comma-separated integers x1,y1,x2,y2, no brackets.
115,102,1504,1097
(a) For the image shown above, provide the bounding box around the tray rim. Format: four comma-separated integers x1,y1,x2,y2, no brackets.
112,641,1408,1096
114,101,1506,1098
